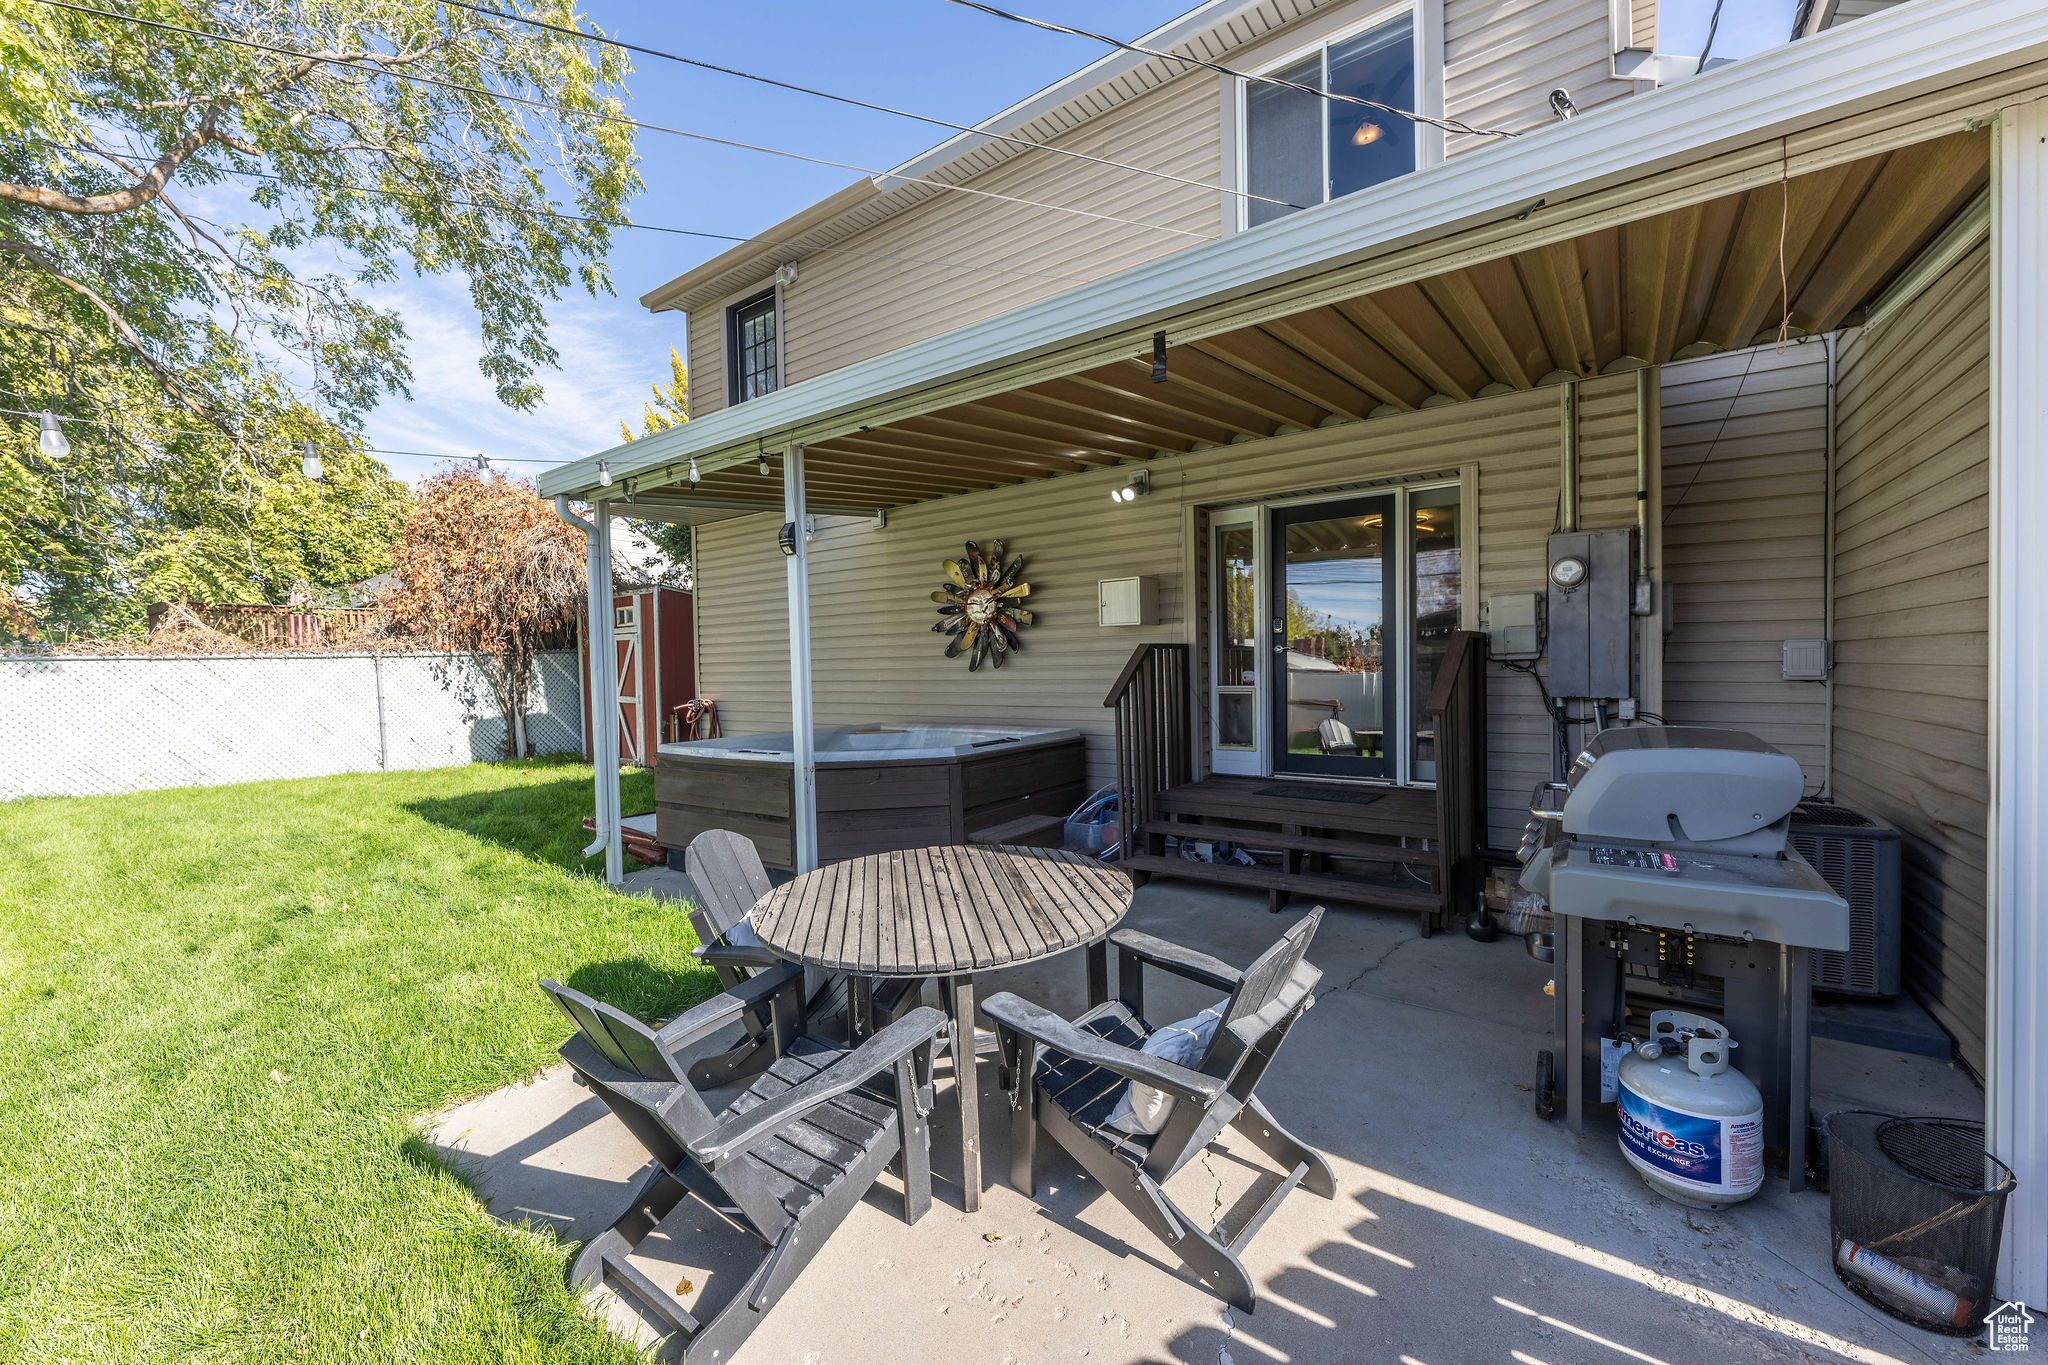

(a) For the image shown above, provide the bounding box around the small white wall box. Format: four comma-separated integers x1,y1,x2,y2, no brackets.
1098,576,1157,627
1488,592,1541,659
1783,638,1831,680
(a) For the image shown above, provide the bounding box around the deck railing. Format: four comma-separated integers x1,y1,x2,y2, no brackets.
1103,642,1191,858
1423,630,1488,924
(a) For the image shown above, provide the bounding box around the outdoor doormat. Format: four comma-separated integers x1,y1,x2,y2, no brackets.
1254,784,1384,806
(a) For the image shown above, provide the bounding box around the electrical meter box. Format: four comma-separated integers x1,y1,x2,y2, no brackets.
1547,528,1634,698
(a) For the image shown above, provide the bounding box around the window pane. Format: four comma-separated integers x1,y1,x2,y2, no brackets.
1409,488,1460,780
1245,54,1321,227
1281,506,1386,761
732,293,778,403
1216,524,1257,686
1326,16,1415,201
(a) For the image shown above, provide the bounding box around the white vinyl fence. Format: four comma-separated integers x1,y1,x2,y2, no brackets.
0,650,584,800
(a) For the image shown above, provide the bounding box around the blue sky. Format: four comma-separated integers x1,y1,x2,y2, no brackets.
355,0,1799,485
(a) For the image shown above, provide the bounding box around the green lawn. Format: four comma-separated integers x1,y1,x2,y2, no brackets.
0,758,712,1363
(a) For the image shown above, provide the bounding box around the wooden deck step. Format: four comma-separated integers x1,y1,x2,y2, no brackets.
1118,851,1438,913
1155,777,1437,839
1142,820,1437,865
967,813,1066,848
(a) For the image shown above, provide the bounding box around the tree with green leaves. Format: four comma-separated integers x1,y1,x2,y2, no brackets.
0,0,640,632
617,345,691,576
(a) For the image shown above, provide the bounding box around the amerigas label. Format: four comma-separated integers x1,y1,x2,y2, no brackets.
1618,1089,1761,1192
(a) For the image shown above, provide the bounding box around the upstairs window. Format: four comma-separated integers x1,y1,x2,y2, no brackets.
1243,10,1417,229
727,288,779,404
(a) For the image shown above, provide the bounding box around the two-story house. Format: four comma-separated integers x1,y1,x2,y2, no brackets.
542,0,2048,1307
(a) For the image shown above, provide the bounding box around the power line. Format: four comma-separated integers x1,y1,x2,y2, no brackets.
435,0,1306,213
937,0,1514,140
40,138,1101,288
3,404,567,464
29,0,1213,240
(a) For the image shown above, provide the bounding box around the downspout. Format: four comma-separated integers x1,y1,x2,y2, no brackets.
783,446,819,872
557,495,624,884
1822,331,1839,799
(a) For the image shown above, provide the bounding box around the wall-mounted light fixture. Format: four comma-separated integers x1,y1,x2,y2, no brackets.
1110,469,1150,504
775,261,800,288
300,440,323,481
778,521,799,556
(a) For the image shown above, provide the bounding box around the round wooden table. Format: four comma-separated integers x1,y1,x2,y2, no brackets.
752,844,1133,1211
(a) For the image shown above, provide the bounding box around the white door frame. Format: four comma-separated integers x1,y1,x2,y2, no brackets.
1208,507,1268,775
1987,93,2048,1311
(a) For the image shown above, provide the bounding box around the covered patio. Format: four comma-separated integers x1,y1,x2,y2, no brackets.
434,882,1984,1363
544,0,2048,1316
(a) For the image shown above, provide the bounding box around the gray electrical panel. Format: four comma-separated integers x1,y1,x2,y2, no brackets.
1547,528,1633,698
1488,592,1542,659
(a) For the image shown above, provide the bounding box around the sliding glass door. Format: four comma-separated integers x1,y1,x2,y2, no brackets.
1270,495,1396,778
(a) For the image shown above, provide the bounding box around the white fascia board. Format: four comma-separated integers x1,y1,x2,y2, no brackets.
541,0,2048,502
880,0,1282,185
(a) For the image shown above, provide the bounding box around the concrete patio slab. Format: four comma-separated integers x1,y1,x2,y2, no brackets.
426,882,1991,1365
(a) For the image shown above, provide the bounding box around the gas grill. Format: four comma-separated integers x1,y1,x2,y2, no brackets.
1519,726,1850,1190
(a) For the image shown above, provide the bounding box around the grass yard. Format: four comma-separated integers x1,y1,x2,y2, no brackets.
0,758,711,1363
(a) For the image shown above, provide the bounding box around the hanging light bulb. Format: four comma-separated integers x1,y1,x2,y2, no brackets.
300,440,324,481
37,411,69,462
1351,120,1384,146
598,459,613,486
474,453,490,472
758,453,771,476
688,457,701,486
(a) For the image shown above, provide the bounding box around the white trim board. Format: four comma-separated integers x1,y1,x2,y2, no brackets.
543,0,2048,502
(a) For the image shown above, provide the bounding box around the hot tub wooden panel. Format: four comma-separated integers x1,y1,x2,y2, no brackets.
656,737,1086,873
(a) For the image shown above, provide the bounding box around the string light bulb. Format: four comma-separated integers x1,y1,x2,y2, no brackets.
300,440,323,481
758,453,771,476
474,453,490,471
688,457,701,486
37,411,69,462
598,459,612,486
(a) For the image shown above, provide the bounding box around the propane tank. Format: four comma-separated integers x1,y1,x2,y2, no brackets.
1615,1010,1765,1208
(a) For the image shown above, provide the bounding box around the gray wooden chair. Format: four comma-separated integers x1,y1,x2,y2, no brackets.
542,968,946,1364
1316,717,1361,756
682,828,924,1086
983,909,1336,1313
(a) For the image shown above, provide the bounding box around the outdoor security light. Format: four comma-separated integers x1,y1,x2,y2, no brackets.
299,440,323,481
37,410,68,462
598,459,612,486
778,521,798,556
1111,469,1150,504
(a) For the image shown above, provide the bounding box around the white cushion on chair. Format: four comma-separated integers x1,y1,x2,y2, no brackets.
1104,1006,1223,1135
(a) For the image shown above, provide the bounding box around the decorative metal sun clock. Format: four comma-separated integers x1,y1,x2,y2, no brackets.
931,539,1033,670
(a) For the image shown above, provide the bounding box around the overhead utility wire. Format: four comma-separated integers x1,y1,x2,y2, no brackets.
436,0,1306,213
30,0,1212,240
938,0,1514,140
42,138,1100,287
4,404,565,464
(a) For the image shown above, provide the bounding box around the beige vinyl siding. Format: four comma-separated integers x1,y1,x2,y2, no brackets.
1446,0,1635,149
694,373,1643,847
1829,240,1989,1072
1631,0,1657,49
687,73,1223,420
1659,344,1831,787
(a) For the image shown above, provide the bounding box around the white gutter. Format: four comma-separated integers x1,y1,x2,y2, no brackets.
542,0,2048,504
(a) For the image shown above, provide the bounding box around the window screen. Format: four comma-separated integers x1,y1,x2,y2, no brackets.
1243,12,1416,228
728,290,778,404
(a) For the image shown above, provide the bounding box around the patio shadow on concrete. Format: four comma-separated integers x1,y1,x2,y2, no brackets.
426,881,1988,1365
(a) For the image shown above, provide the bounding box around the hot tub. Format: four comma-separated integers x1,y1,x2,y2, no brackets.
655,725,1086,870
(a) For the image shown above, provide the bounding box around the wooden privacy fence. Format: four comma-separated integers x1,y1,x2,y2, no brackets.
148,602,378,648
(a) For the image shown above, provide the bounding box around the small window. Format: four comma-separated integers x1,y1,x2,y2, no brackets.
1244,11,1417,229
726,289,779,405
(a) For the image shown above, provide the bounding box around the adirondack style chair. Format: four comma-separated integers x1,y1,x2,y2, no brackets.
542,969,947,1364
983,910,1336,1313
682,828,925,1086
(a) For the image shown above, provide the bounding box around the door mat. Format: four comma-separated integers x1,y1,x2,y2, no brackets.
1253,783,1385,806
